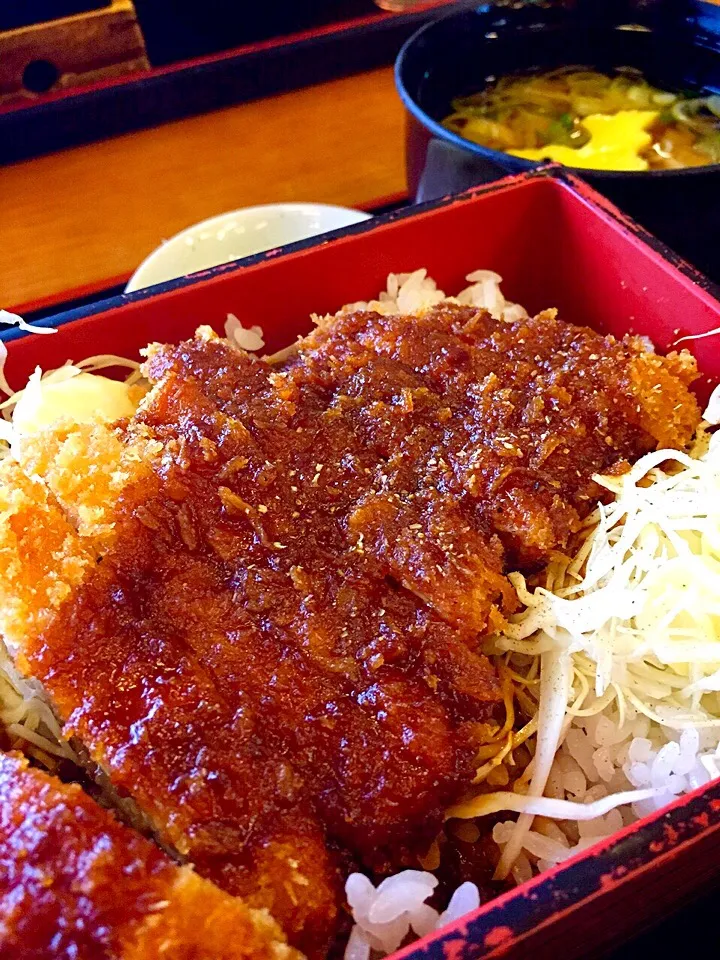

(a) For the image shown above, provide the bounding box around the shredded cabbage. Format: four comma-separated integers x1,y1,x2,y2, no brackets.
461,386,720,877
493,648,571,879
494,391,720,729
447,785,658,821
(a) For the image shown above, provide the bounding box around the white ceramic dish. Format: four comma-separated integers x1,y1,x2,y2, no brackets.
125,202,372,293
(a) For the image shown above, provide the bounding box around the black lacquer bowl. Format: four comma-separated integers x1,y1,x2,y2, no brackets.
396,1,720,281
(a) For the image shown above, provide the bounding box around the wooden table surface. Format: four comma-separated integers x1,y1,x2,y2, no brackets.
0,66,407,312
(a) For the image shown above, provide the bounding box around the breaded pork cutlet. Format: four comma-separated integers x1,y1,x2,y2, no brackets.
0,752,299,960
0,370,503,955
0,460,343,957
286,304,700,569
0,303,701,955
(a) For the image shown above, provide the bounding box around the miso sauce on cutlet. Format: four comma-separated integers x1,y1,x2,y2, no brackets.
0,304,700,953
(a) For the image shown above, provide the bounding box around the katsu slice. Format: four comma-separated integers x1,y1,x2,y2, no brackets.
285,303,700,567
0,752,300,960
0,459,342,957
103,351,503,864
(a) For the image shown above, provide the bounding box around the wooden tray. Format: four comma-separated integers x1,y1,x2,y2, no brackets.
0,7,440,165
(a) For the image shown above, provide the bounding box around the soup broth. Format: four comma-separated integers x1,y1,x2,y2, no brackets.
442,67,720,171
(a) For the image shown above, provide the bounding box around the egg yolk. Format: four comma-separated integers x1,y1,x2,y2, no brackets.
508,109,659,172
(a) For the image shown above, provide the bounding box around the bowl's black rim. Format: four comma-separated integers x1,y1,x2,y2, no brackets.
394,7,720,182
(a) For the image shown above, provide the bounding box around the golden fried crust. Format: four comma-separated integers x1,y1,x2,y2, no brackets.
0,460,92,653
627,350,702,450
125,870,299,960
13,420,161,545
0,753,300,960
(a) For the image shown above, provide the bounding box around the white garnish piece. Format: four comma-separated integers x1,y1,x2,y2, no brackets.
224,314,265,351
0,309,56,335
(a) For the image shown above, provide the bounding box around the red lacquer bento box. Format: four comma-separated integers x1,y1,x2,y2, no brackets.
5,167,720,958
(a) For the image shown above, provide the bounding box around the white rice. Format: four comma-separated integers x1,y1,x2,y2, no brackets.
345,872,480,960
225,313,265,351
492,704,720,883
340,267,528,324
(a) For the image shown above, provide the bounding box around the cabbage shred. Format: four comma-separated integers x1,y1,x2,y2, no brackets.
453,387,720,878
496,423,720,729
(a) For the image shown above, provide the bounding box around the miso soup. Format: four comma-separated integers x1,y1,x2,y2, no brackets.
442,67,720,171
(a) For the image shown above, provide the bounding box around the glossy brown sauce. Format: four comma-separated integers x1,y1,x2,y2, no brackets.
0,753,295,960
23,305,699,954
